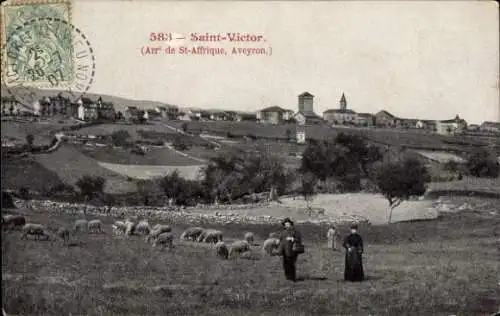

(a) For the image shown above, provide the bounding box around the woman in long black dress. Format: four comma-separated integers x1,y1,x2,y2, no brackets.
343,224,365,282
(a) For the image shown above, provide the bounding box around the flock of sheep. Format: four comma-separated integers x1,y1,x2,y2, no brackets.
2,213,283,259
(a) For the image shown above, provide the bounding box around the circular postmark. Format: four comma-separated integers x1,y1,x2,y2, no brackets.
2,17,95,106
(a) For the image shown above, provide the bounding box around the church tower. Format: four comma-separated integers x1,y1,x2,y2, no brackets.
340,93,347,110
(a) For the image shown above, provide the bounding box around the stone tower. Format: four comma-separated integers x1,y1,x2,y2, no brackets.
298,92,314,113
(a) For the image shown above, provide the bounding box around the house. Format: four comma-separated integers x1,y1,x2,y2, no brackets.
374,110,397,127
323,93,357,125
257,106,291,124
124,106,139,121
211,111,229,121
178,112,192,121
76,97,98,121
235,112,257,122
435,115,467,135
146,109,161,121
96,98,116,121
480,121,500,133
467,124,480,131
354,113,375,126
1,96,23,116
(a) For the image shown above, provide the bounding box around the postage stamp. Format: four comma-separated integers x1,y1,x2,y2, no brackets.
1,0,95,105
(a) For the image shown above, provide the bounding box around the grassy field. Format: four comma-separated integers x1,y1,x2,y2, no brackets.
98,162,204,180
2,196,499,315
428,176,500,196
81,145,204,166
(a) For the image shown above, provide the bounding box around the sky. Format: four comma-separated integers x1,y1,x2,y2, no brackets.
70,1,498,124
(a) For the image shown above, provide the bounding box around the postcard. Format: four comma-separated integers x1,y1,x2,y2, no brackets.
1,1,499,315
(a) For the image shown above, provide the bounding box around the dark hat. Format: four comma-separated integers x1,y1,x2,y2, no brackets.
350,224,358,230
281,217,294,226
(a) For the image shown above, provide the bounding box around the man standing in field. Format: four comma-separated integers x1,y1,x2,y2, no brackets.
278,217,304,282
343,224,365,282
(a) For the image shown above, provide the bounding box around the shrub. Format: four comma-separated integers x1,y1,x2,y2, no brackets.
111,130,131,147
466,149,499,178
76,175,106,201
172,136,188,151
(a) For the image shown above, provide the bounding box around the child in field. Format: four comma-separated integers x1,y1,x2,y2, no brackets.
327,225,340,251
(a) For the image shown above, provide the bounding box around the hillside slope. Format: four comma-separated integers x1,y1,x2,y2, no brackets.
33,145,137,194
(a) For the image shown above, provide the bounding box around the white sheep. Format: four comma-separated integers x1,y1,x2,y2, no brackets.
2,214,26,230
215,241,229,260
88,219,103,233
262,237,280,255
180,227,205,242
21,223,50,241
244,232,255,244
146,224,172,243
198,229,223,243
152,232,174,250
112,221,128,236
135,220,150,235
73,219,88,233
228,240,250,259
124,220,136,236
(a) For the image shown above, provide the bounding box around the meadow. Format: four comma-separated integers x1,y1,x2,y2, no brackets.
2,196,499,316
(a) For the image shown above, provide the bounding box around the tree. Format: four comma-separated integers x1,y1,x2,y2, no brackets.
300,172,317,214
26,134,34,152
375,157,431,223
466,148,499,178
76,175,106,202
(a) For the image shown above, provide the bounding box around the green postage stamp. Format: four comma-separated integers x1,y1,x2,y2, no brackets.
1,0,95,104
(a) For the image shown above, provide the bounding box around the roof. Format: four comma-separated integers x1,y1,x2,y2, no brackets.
481,121,500,128
298,92,314,98
375,110,396,118
357,113,373,117
260,106,288,113
323,109,356,114
439,118,466,124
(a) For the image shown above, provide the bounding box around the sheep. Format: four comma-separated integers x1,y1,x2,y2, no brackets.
268,232,279,239
262,237,280,255
244,232,255,244
228,240,250,259
56,227,71,244
112,221,128,236
152,232,174,250
124,220,136,236
2,214,26,230
215,241,229,260
198,229,223,243
135,220,151,235
88,219,103,233
180,227,205,242
73,219,88,233
146,224,172,243
21,223,50,241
